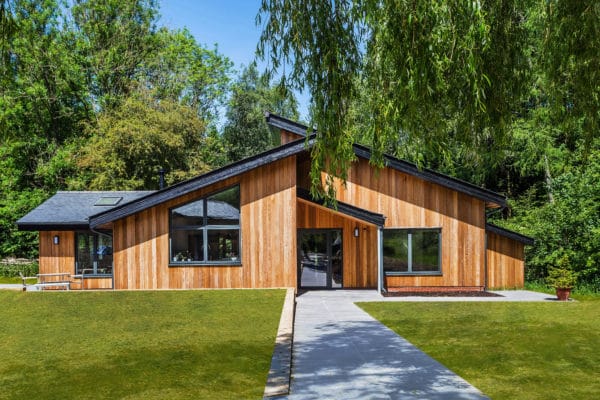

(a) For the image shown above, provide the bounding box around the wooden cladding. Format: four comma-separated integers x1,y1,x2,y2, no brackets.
486,231,525,289
112,156,297,289
297,200,378,288
39,231,74,275
38,231,111,290
329,157,486,289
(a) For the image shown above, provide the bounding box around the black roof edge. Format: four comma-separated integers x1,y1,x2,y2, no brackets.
297,188,386,227
16,222,89,231
265,113,507,207
90,136,314,228
486,223,534,246
353,144,507,207
265,112,314,137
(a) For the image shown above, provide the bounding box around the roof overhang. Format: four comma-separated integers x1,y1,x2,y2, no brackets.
266,113,508,209
16,222,89,231
486,223,534,245
297,188,386,227
89,137,314,228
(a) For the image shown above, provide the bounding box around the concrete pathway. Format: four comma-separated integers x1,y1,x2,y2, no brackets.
284,290,553,400
0,284,22,290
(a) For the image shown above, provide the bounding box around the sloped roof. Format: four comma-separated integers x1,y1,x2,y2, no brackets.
88,136,313,228
297,188,385,227
16,191,155,231
265,113,507,207
486,223,534,245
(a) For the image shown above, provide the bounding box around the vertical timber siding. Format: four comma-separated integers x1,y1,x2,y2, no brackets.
39,231,74,275
297,200,378,288
333,158,487,289
112,156,297,289
486,232,525,289
39,231,112,289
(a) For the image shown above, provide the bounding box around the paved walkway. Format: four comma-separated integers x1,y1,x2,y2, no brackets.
0,284,22,290
284,290,552,400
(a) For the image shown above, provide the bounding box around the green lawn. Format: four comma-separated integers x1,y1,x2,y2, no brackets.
359,298,600,400
0,289,284,400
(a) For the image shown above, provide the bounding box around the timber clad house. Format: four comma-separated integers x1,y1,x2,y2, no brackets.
17,114,533,292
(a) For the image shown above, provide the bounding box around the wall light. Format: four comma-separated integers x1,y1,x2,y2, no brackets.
53,235,59,245
354,227,360,237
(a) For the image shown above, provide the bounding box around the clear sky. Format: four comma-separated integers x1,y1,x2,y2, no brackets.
159,0,309,119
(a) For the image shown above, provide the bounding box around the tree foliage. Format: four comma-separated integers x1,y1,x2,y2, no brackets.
222,63,298,162
0,0,232,258
75,93,211,190
259,0,531,198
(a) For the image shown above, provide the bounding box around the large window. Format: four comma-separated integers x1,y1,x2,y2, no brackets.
170,186,240,265
76,232,113,276
383,228,441,274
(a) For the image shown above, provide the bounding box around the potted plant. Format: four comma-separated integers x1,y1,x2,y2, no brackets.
546,255,578,301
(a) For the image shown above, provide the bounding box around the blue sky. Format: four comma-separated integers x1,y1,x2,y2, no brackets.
159,0,309,119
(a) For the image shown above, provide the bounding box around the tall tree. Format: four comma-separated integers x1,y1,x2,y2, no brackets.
258,0,532,199
75,92,211,190
138,27,233,123
543,1,600,149
222,63,298,162
70,0,158,109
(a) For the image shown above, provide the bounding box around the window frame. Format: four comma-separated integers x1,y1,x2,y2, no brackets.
168,185,242,266
383,227,442,276
74,231,113,277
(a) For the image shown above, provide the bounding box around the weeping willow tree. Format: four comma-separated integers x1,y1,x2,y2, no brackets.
257,0,532,198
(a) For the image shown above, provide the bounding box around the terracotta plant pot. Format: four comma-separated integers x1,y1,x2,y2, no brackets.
556,287,572,301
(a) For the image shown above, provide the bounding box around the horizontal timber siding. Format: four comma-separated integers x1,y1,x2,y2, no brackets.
112,156,297,289
297,200,378,288
486,231,525,289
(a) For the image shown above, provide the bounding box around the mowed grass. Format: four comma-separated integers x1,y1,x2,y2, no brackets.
358,298,600,400
0,289,285,400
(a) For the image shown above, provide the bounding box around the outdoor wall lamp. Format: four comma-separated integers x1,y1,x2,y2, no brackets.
354,227,360,237
53,235,59,245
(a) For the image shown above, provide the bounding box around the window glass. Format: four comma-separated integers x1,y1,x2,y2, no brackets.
170,185,241,265
207,229,240,262
207,186,240,225
383,230,409,272
171,230,204,262
76,232,112,276
383,229,440,274
411,230,440,272
171,200,204,227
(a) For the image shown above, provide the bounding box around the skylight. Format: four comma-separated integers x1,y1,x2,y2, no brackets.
95,196,123,206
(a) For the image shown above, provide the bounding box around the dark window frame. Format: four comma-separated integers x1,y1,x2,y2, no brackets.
169,185,241,266
75,231,113,277
383,228,442,276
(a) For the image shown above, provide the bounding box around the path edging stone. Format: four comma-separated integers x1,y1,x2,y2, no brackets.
263,287,295,398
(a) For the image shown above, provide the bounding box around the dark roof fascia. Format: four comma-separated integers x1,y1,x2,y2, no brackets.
297,188,386,227
16,222,89,231
265,112,313,137
265,113,508,207
352,144,507,207
89,137,314,228
486,223,535,246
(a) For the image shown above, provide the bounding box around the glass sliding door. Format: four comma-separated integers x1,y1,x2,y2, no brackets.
75,232,113,276
298,229,343,289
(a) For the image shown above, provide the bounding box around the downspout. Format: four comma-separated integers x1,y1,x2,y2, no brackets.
484,231,488,290
377,226,385,295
